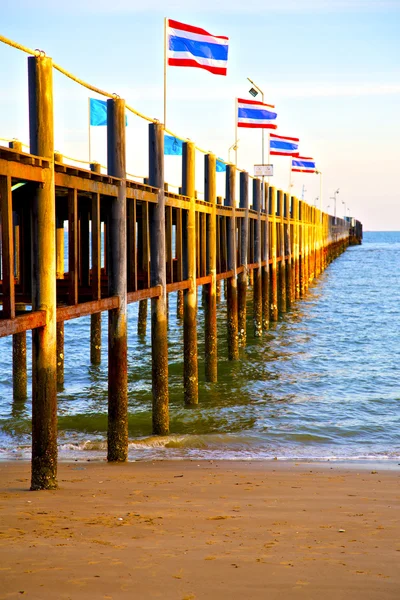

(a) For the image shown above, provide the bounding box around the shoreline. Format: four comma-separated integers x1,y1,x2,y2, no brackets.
1,454,400,470
1,460,399,599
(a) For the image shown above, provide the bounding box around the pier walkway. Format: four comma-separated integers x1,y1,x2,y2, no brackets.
0,46,362,489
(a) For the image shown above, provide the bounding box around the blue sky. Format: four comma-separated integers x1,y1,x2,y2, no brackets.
1,0,399,229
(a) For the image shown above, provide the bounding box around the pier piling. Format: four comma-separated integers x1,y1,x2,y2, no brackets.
182,141,198,405
149,123,169,434
226,165,239,360
204,154,218,382
106,98,128,462
238,171,249,346
28,54,58,490
253,178,262,337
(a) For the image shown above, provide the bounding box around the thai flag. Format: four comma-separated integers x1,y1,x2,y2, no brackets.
270,133,299,157
291,157,316,173
167,19,229,76
237,98,277,129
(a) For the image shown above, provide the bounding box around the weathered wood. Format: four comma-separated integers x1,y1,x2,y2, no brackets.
90,163,101,365
262,183,270,331
56,321,64,387
299,201,305,297
285,193,294,307
107,97,128,462
138,201,150,336
149,122,169,434
28,54,57,490
225,165,239,360
278,190,287,313
12,305,27,400
293,196,300,299
269,186,278,321
68,188,78,305
204,153,217,382
238,171,249,346
253,178,262,337
182,141,198,405
0,175,15,318
176,208,184,317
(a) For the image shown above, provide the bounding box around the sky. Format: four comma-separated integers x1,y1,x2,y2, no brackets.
1,0,399,230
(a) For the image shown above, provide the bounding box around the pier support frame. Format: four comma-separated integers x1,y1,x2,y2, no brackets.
204,154,218,382
182,142,198,405
270,186,278,321
262,183,270,331
107,98,128,461
238,171,249,346
278,190,287,314
253,178,262,337
90,162,102,365
226,165,238,360
149,123,169,433
28,55,58,490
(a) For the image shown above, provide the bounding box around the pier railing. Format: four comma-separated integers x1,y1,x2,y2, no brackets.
0,49,362,489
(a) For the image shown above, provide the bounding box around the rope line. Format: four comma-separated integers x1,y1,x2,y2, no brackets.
53,63,114,99
0,34,249,175
0,34,37,56
126,103,157,124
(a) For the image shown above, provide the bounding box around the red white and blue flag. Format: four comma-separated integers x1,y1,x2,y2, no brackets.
167,19,229,76
291,156,316,173
237,98,277,129
270,133,299,156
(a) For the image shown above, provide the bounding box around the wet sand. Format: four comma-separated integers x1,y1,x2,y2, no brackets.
0,460,399,599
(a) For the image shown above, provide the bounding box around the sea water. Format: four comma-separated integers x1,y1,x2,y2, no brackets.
0,231,399,462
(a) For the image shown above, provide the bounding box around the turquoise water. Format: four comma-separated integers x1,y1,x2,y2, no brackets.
0,231,399,462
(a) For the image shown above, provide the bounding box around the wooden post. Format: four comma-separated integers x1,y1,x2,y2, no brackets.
4,144,27,399
204,153,217,382
278,190,287,313
149,122,169,434
253,178,262,337
304,204,309,291
216,195,223,302
238,171,249,346
12,305,27,400
182,141,198,405
90,162,101,365
285,193,293,308
293,196,300,299
107,98,128,461
262,183,270,331
53,152,65,386
138,200,150,336
270,186,278,321
28,55,57,490
226,165,239,360
176,206,184,318
54,153,64,281
299,201,305,297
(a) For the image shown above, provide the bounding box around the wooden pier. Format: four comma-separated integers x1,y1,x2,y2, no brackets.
0,52,362,489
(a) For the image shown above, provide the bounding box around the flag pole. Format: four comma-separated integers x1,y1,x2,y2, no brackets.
88,97,91,163
235,98,238,166
164,17,167,129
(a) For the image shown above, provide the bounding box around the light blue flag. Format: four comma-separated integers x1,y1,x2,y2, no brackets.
90,98,128,126
164,135,183,155
165,136,227,173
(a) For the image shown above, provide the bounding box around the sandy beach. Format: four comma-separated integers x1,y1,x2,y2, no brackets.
0,460,399,599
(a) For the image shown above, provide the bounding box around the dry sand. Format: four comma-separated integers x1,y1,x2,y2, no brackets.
0,460,399,599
